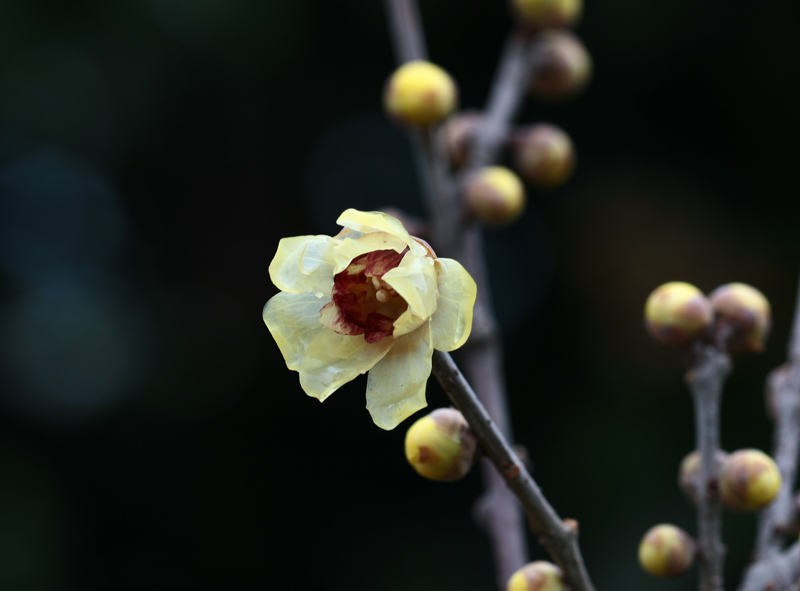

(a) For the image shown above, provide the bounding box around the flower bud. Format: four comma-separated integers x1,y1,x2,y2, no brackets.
529,31,591,101
443,110,483,169
513,124,575,189
384,60,458,127
644,282,713,349
638,524,695,578
506,561,564,591
719,449,781,512
709,283,771,353
678,449,728,505
404,408,478,482
464,166,526,225
509,0,582,29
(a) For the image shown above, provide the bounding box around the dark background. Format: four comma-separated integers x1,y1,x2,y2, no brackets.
0,0,799,589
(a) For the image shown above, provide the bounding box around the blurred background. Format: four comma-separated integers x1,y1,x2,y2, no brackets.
0,0,799,589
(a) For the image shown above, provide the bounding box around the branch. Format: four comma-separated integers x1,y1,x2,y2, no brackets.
432,350,596,591
738,542,800,591
754,274,800,559
686,344,731,591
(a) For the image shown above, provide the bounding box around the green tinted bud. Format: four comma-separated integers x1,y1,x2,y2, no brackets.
709,283,771,353
644,282,713,349
719,449,781,511
384,61,458,127
404,408,478,482
638,524,695,578
529,31,591,101
513,124,575,188
506,561,564,591
465,166,526,225
510,0,582,29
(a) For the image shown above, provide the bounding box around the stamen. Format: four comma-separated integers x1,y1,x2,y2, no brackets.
371,276,382,291
375,289,390,303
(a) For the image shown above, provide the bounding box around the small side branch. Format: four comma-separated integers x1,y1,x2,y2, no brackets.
754,274,800,559
686,344,731,591
432,350,596,591
738,542,800,591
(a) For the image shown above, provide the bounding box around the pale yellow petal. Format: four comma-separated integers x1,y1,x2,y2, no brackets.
332,231,408,274
269,235,337,297
299,329,393,402
365,323,433,430
263,292,329,371
430,257,476,351
337,209,426,255
382,252,438,321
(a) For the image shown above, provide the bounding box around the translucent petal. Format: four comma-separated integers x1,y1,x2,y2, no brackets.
337,209,426,255
365,323,433,430
269,235,337,297
382,253,438,321
299,329,393,402
332,231,408,274
430,258,477,351
263,292,329,371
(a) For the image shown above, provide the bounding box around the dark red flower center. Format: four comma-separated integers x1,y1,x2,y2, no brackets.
320,249,409,343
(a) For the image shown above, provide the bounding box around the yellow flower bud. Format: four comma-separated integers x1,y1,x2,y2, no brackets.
719,449,781,512
644,282,713,349
513,124,575,189
529,31,591,102
464,166,526,226
638,524,695,578
678,449,728,505
384,61,458,127
506,561,564,591
709,283,771,353
404,408,478,482
509,0,582,29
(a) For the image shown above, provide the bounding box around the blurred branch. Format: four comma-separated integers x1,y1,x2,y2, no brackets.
737,542,800,591
432,350,596,591
754,275,800,560
686,344,731,591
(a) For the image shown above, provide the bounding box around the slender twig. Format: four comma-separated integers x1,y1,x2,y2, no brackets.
382,0,427,63
754,275,800,560
738,542,800,591
686,344,731,591
432,350,596,591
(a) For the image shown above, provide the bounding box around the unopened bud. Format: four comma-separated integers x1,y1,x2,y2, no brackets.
638,524,695,578
404,408,478,482
678,449,728,505
644,282,713,349
529,31,591,101
709,283,771,353
719,449,781,512
464,166,526,225
513,124,575,188
384,61,458,127
443,110,483,169
506,561,564,591
509,0,582,29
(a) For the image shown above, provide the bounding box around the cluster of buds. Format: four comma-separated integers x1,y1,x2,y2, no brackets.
643,281,771,354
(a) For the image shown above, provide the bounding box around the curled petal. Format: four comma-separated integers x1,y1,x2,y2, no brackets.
269,235,337,297
337,209,426,256
332,232,408,274
382,253,438,330
263,292,329,371
430,258,476,351
299,330,394,402
366,323,433,430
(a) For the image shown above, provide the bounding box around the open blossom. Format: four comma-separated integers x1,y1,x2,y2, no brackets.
263,209,476,430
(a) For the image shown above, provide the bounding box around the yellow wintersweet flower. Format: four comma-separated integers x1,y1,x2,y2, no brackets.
263,209,477,430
